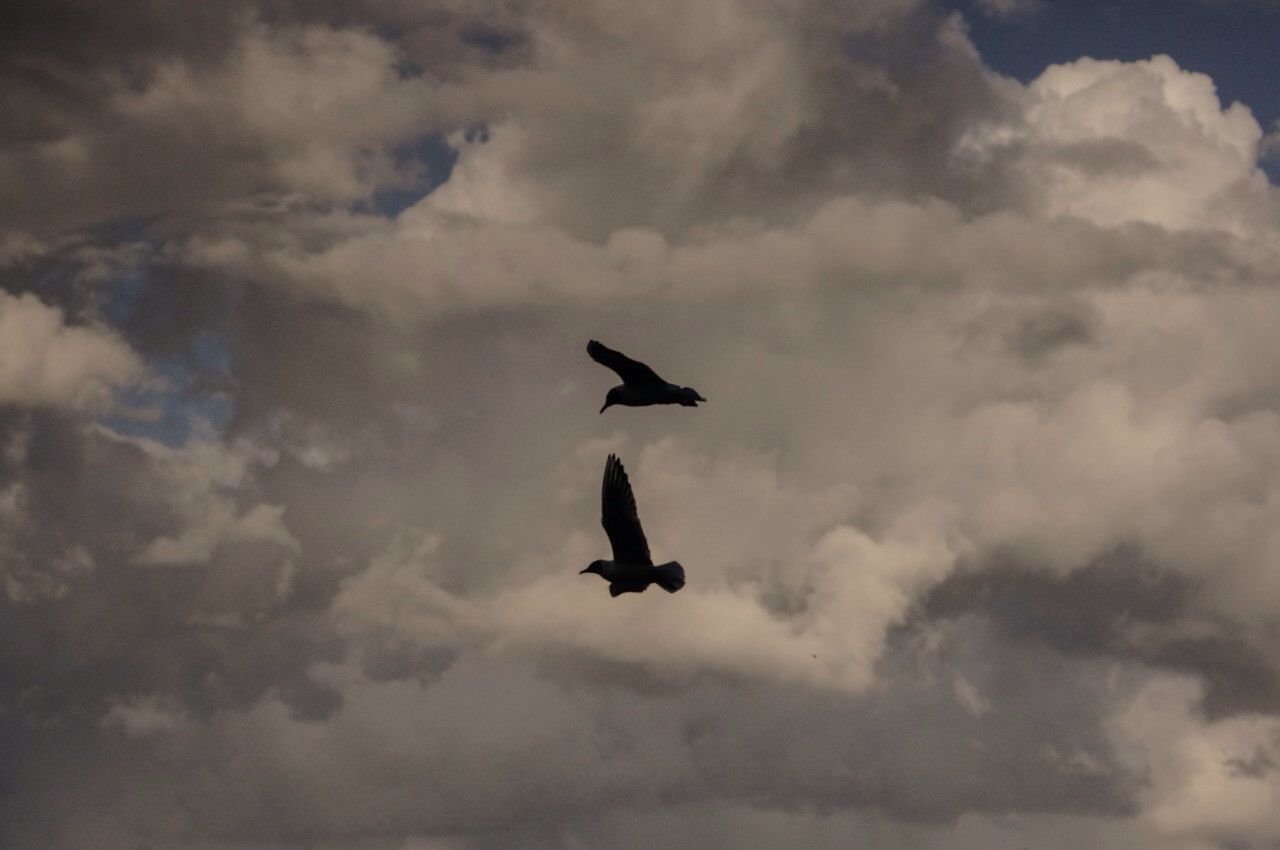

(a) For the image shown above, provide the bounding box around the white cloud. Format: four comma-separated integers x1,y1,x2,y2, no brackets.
966,54,1276,235
973,0,1041,16
103,695,190,738
0,291,142,410
1110,675,1280,846
123,436,293,554
335,442,953,694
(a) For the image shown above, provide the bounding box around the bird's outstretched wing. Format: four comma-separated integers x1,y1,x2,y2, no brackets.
587,340,666,387
602,453,652,565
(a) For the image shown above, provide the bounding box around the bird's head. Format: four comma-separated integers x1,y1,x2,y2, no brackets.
678,386,706,406
580,559,606,576
599,387,622,414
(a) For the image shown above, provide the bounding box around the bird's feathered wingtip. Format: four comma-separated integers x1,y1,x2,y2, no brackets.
603,453,627,488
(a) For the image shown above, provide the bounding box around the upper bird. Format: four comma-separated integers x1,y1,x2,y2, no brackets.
588,340,706,413
580,454,686,597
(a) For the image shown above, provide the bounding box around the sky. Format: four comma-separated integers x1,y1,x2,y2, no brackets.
4,1,1280,848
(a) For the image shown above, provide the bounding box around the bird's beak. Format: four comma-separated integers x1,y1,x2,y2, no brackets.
599,403,609,414
579,567,592,574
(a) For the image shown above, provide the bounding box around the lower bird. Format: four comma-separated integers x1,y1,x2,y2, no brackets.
580,454,685,597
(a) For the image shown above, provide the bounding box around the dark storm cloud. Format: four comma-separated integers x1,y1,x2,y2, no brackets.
0,410,338,709
0,1,487,235
925,550,1280,718
1226,747,1278,779
0,622,1143,848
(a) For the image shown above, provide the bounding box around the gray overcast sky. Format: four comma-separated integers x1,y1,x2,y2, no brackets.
3,1,1280,848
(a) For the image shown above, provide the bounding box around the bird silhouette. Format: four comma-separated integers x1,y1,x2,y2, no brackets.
588,340,706,413
580,454,685,597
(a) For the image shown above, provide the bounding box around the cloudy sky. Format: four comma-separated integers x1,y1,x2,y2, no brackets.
5,0,1280,847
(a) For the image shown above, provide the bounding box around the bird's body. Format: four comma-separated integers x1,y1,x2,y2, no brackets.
603,382,702,410
588,340,705,413
591,558,685,597
581,454,685,597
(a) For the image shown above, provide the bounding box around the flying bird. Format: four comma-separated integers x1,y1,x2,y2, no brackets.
588,340,706,413
580,454,685,597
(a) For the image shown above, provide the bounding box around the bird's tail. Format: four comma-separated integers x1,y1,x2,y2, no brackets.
653,561,685,593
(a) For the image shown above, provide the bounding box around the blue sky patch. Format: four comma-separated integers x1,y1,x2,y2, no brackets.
102,334,235,447
361,133,461,218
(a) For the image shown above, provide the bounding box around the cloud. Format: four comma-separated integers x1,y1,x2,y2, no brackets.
6,1,1280,848
962,54,1276,235
19,618,1140,846
973,0,1042,16
335,509,952,694
925,552,1280,719
1110,675,1280,848
1,16,452,234
0,290,142,410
